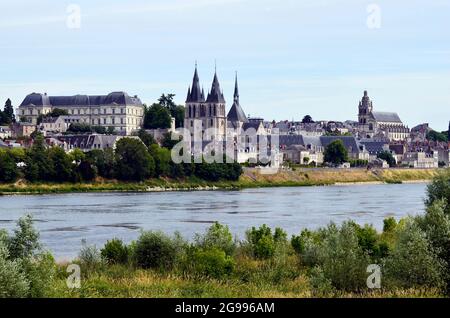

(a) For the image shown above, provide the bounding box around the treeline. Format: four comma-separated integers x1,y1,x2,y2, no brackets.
0,133,242,183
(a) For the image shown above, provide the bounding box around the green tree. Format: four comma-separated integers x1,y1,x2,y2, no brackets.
3,99,15,124
47,147,73,182
157,94,185,128
86,149,115,179
67,123,92,134
144,104,172,129
149,144,171,177
377,150,396,167
0,150,19,183
114,138,155,181
24,134,53,182
427,130,448,143
426,169,450,215
324,140,348,165
37,108,68,125
134,129,156,147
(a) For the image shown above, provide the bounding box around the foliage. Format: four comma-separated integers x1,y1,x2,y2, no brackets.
144,103,172,129
0,98,16,125
133,231,180,269
101,239,129,265
323,140,349,165
426,169,450,215
194,222,236,256
384,219,445,289
47,147,73,182
183,247,235,279
246,224,287,259
134,129,156,147
149,144,171,177
86,149,115,179
114,138,155,181
0,150,19,182
377,151,396,167
37,108,68,125
301,115,314,124
158,94,185,128
427,130,448,143
78,243,102,273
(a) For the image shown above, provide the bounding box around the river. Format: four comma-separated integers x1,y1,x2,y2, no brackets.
0,183,427,259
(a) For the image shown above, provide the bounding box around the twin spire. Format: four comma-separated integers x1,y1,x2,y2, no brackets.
186,63,233,104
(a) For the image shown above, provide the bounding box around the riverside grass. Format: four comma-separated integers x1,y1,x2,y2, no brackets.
0,168,440,195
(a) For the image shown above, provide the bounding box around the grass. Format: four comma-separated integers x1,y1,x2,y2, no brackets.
48,261,442,298
0,168,440,195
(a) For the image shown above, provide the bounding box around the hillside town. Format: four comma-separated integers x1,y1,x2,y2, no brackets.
1,65,449,170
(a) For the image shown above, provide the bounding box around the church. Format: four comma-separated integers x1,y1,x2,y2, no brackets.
358,90,410,141
183,65,279,166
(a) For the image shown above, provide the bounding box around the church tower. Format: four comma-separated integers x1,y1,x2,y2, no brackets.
204,69,227,141
227,73,248,129
184,64,205,138
358,90,373,125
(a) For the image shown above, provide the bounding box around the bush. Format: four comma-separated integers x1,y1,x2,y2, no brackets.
194,222,235,256
300,222,370,292
78,243,102,274
184,247,235,279
383,217,397,233
0,241,29,298
426,169,450,215
101,239,129,265
133,231,181,269
384,219,445,290
23,252,56,298
246,225,287,259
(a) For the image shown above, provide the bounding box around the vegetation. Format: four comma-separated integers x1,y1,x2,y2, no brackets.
143,94,185,129
37,108,69,125
1,171,450,297
324,140,349,165
427,130,448,143
377,151,396,167
0,98,16,125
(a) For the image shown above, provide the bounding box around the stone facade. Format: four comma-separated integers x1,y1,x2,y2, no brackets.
18,92,144,135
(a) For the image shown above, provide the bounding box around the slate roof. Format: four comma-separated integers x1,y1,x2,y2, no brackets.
206,72,226,104
20,92,143,107
359,141,388,155
227,75,248,123
279,135,365,154
371,111,402,123
186,66,205,103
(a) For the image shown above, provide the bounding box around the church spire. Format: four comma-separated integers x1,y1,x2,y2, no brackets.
206,66,226,103
186,63,204,103
233,72,239,104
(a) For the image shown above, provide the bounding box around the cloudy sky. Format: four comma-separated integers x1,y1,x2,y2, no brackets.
1,0,449,130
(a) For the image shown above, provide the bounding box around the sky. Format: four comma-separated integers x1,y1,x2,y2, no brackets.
0,0,449,131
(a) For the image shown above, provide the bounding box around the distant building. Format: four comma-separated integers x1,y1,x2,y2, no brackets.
40,115,84,134
402,151,438,169
50,135,143,152
0,126,12,139
18,91,144,135
357,90,410,141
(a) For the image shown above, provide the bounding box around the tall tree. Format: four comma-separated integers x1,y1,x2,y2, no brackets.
3,99,15,124
302,115,314,124
324,140,349,165
158,94,185,128
114,138,155,181
144,104,172,129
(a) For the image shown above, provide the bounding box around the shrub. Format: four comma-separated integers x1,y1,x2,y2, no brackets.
101,239,129,265
384,219,445,290
246,224,286,259
383,217,397,233
426,169,450,215
133,231,180,269
0,241,29,298
23,252,56,298
78,243,102,274
7,214,40,260
194,222,235,256
300,222,370,292
185,247,235,279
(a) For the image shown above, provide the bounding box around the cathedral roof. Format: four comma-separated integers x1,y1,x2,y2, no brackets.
371,111,402,123
20,92,142,107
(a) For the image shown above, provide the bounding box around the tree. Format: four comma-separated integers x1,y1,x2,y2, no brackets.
3,99,15,124
37,108,68,124
324,140,348,165
427,130,448,143
144,104,172,129
67,123,92,134
86,149,115,179
302,115,314,124
114,138,155,181
377,150,396,167
47,147,73,182
24,134,53,182
0,150,19,183
161,132,181,150
149,144,171,177
134,129,156,147
157,94,185,127
426,169,450,215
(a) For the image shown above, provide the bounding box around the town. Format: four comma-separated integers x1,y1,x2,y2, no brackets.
1,64,449,171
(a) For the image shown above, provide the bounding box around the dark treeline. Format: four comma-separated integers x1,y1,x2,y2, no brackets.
0,132,242,183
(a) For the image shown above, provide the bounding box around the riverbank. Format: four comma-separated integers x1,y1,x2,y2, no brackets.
0,168,440,195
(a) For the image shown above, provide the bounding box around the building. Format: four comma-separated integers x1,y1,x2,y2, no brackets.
402,151,438,169
18,91,144,135
184,66,227,141
11,122,36,138
39,115,84,134
0,126,12,139
49,134,143,152
357,90,410,141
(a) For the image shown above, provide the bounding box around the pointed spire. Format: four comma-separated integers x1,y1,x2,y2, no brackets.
186,62,204,103
233,72,239,103
206,65,226,104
